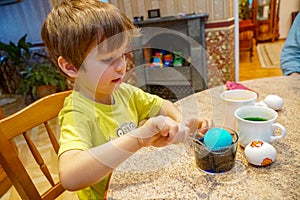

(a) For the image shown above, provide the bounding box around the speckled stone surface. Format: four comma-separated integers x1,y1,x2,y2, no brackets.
107,76,300,199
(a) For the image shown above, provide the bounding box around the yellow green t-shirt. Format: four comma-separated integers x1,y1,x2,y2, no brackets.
58,83,163,199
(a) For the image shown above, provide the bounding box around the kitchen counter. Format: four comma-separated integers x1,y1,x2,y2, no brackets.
107,76,300,199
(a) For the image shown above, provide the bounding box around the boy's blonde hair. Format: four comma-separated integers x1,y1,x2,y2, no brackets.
41,0,136,75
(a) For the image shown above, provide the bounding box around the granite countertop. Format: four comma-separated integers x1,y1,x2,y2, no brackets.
107,76,300,199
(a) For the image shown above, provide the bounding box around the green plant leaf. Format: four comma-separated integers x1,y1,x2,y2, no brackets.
18,34,32,59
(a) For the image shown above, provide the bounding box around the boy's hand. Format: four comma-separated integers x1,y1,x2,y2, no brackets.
129,116,190,148
184,117,213,134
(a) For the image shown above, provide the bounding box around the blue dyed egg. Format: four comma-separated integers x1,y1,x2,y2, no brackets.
204,128,232,150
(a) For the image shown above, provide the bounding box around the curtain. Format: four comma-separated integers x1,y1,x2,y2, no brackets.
0,0,51,44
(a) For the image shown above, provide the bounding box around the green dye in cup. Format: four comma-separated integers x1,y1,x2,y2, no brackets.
243,117,268,121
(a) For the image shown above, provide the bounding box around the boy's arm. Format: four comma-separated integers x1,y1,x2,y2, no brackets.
58,134,140,191
157,99,182,122
58,116,189,191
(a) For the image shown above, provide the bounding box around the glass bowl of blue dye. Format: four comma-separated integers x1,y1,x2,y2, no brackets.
192,126,239,174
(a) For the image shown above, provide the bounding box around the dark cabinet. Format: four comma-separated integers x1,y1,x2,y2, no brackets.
253,0,280,42
132,14,208,101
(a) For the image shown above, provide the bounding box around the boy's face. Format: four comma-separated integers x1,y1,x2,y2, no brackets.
75,38,128,99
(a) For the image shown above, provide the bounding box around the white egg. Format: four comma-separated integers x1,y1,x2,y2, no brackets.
263,95,284,110
244,141,277,166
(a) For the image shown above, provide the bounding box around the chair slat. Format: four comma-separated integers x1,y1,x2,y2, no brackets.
44,121,60,154
23,131,56,186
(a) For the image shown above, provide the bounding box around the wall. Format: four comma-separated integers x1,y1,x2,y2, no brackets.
0,0,298,43
279,0,300,38
0,0,236,86
110,0,299,40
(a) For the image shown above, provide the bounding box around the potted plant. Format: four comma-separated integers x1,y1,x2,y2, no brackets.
0,34,68,103
18,61,68,102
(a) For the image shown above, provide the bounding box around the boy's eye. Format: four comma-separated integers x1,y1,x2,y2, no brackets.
101,58,113,63
100,54,125,63
100,55,115,62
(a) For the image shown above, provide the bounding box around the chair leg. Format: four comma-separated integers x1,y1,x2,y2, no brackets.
250,49,253,62
0,106,4,119
249,40,253,62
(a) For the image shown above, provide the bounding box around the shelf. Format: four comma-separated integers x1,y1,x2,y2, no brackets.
257,34,273,41
256,19,271,22
258,3,270,6
144,66,192,83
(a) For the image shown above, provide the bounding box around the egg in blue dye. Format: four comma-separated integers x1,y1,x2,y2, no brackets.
203,127,232,150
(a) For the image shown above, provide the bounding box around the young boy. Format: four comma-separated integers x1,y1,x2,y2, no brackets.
41,0,210,199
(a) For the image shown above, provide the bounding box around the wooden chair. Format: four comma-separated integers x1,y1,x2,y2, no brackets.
239,0,257,62
0,90,72,200
0,105,12,198
239,19,257,62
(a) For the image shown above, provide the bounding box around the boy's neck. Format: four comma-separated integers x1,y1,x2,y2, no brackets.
76,89,114,105
94,93,114,105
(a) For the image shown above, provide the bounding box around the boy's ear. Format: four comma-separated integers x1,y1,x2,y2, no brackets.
57,56,78,78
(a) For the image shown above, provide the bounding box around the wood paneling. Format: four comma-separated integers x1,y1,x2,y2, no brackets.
110,0,234,22
117,0,126,15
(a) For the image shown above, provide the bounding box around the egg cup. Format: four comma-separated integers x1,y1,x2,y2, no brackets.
192,126,239,174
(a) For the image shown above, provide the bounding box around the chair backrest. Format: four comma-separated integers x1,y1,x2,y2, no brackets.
0,90,72,200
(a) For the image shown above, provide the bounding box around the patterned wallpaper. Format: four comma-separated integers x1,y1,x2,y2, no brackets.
206,26,235,88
